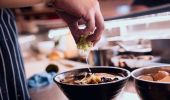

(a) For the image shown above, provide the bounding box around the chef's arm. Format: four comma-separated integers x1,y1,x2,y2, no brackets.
0,0,50,8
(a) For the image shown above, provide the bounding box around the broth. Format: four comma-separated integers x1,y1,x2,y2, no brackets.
60,72,124,85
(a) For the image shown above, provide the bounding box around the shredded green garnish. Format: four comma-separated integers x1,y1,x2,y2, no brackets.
77,35,93,51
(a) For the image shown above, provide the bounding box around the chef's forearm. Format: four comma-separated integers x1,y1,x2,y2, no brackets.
0,0,51,8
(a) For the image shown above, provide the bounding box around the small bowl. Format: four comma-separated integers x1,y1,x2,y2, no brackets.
54,67,130,100
131,66,170,100
37,41,55,55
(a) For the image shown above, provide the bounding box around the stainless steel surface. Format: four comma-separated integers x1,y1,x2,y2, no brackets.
151,39,170,63
88,48,114,66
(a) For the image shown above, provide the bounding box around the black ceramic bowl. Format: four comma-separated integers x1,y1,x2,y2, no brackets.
132,66,170,100
54,67,130,100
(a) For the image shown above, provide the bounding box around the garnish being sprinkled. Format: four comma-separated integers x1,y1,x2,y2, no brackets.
77,35,93,52
76,34,93,73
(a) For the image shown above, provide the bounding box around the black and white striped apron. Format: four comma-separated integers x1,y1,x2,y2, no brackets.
0,9,30,100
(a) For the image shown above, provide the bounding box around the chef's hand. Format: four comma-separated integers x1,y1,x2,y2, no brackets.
52,0,104,44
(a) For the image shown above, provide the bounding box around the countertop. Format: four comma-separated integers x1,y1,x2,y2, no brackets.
29,82,140,100
25,58,140,100
25,58,170,100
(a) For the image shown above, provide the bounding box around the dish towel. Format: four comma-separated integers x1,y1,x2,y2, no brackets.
27,72,57,89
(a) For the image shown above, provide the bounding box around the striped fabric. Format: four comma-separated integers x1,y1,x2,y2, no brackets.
0,9,30,100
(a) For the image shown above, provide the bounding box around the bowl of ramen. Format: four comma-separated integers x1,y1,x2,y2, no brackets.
54,67,130,100
132,66,170,100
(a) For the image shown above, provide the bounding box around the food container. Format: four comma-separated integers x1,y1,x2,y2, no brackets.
132,66,170,100
54,67,130,100
88,48,115,66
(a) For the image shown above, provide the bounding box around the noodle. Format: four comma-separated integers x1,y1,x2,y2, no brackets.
61,73,123,85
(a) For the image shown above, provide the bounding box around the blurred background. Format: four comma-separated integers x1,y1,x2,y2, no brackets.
12,0,170,100
13,0,170,76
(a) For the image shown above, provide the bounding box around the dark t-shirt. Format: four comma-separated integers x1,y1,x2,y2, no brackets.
133,0,170,7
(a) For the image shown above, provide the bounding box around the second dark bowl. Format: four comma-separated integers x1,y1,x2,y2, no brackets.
54,67,130,100
132,66,170,100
